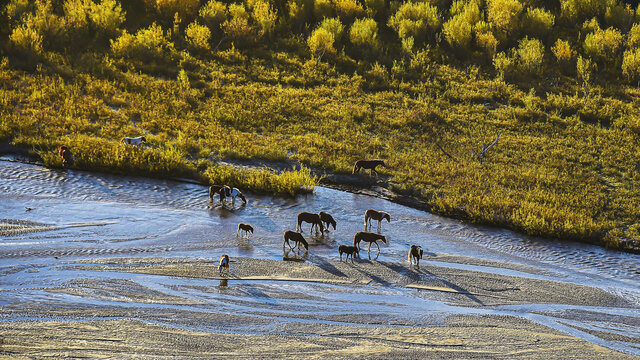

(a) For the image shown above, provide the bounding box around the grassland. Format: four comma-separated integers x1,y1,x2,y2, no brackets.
1,0,640,252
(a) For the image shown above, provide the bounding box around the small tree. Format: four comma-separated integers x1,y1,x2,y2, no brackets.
443,14,472,49
627,23,640,49
388,1,440,44
604,1,633,31
551,38,575,72
493,51,514,79
350,17,378,50
319,17,345,42
251,0,277,38
89,0,126,39
476,31,498,57
583,27,622,66
522,7,554,39
576,55,594,96
364,0,385,18
222,3,253,42
334,0,364,22
147,0,200,23
487,0,523,35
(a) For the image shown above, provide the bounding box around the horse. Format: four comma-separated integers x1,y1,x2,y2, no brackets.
58,146,74,168
353,159,386,176
364,209,390,231
338,245,359,263
122,136,146,146
208,185,225,202
283,230,308,251
296,212,324,235
353,231,387,254
219,254,230,274
220,186,246,205
408,245,423,267
237,223,254,238
318,211,337,231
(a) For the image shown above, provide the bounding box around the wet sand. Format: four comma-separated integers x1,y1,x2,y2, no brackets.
1,160,639,358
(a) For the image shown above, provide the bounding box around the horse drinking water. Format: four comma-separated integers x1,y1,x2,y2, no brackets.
364,209,390,231
319,211,337,231
283,231,309,251
353,231,387,254
296,212,324,235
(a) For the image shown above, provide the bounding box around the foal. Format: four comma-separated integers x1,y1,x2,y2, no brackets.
283,230,309,251
353,231,387,254
338,245,359,263
237,223,254,238
296,212,324,235
219,254,230,274
318,211,337,231
364,209,390,231
58,146,74,168
219,186,247,205
353,159,386,176
408,245,423,267
122,136,146,146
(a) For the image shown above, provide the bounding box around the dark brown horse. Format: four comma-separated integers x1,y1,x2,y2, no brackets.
338,245,359,263
58,146,74,168
237,223,254,237
296,212,324,235
209,185,225,202
283,230,309,251
318,211,336,231
364,209,390,231
353,231,387,253
353,159,386,176
408,245,423,267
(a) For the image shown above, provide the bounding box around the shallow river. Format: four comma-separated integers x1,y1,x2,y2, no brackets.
0,159,638,355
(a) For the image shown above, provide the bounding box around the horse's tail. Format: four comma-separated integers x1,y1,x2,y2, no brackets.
353,233,360,247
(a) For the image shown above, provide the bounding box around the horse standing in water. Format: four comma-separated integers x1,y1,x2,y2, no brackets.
296,212,324,235
353,231,387,255
364,209,390,231
283,230,309,251
408,245,424,267
353,159,386,176
218,186,246,205
318,211,337,231
218,254,230,275
208,185,225,202
237,223,254,238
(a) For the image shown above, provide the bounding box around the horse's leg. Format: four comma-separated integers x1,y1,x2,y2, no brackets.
368,242,372,253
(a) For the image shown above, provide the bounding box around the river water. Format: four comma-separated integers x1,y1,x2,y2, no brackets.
0,159,638,355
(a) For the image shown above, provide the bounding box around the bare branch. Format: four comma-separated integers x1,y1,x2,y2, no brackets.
436,143,458,163
474,133,501,164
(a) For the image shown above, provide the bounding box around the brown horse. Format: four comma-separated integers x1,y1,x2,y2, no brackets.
338,245,359,263
408,245,423,267
219,254,230,274
283,230,309,251
364,209,390,231
353,159,386,176
58,146,74,168
296,212,324,235
319,211,336,231
209,185,225,202
353,231,387,253
237,223,254,238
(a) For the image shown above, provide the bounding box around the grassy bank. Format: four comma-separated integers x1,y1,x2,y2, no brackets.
1,0,640,252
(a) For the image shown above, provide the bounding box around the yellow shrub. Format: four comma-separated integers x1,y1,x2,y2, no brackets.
185,21,211,51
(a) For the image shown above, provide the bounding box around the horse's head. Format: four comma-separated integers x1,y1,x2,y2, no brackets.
238,193,247,203
379,235,387,244
300,237,309,250
378,160,387,167
141,136,147,142
383,213,390,222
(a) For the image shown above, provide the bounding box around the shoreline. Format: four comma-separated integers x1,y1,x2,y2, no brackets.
1,141,638,254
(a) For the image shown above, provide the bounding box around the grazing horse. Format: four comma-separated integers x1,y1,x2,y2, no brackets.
296,212,324,235
237,223,254,238
318,211,337,231
122,136,146,146
219,254,230,274
58,146,74,168
353,159,386,176
220,186,246,205
364,209,390,231
408,245,423,267
338,245,359,263
283,230,309,251
353,231,387,254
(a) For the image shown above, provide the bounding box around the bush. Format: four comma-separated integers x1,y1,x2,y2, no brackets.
476,31,498,56
9,22,43,56
5,0,32,23
583,27,622,64
185,20,211,51
334,0,364,22
622,48,640,85
515,37,544,74
627,23,640,49
318,17,345,42
110,23,176,62
443,14,472,49
308,27,335,62
522,7,554,39
487,0,523,35
388,1,440,44
560,0,607,22
145,0,200,22
89,0,126,39
349,17,378,49
604,1,633,31
251,0,277,37
222,3,253,42
364,0,385,18
199,0,227,31
493,51,514,78
313,0,334,19
551,38,575,72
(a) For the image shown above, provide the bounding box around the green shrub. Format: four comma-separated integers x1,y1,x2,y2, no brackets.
627,23,640,49
251,0,277,37
222,3,254,42
334,0,364,22
89,0,125,39
583,27,622,64
9,21,43,56
487,0,523,35
493,51,514,78
476,31,498,56
515,37,544,74
318,17,345,43
110,23,176,62
349,17,378,49
200,0,227,31
185,20,211,51
443,14,472,49
308,27,335,62
622,48,640,85
551,38,575,72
